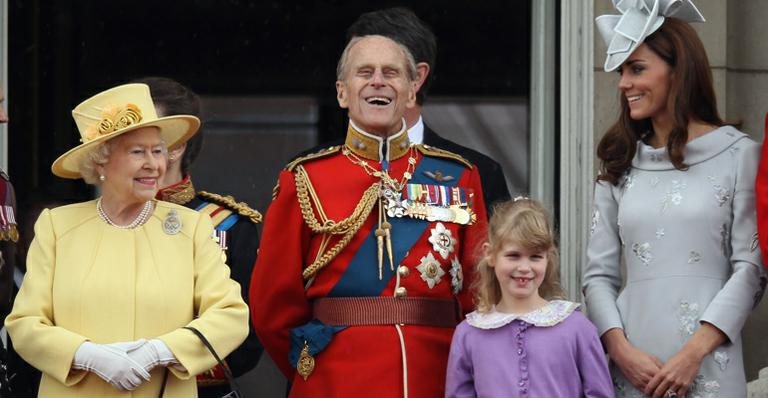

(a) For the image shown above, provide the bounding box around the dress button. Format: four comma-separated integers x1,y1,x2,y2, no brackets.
395,287,407,297
398,266,410,277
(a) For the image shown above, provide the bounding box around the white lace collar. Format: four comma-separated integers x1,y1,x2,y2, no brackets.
466,300,580,329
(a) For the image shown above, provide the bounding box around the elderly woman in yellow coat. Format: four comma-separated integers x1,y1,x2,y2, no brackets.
5,83,249,397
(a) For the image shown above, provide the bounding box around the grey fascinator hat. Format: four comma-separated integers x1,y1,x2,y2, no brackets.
595,0,705,71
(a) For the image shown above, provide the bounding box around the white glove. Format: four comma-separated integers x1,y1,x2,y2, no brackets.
72,341,150,391
109,339,179,373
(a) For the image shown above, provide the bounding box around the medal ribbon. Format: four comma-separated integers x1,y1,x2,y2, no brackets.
329,156,464,297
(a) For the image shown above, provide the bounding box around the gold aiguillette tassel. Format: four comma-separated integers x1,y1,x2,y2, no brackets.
376,228,385,280
382,220,394,271
297,341,315,380
375,199,385,280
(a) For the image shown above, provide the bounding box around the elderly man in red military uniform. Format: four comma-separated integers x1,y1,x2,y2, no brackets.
250,33,488,398
0,86,18,321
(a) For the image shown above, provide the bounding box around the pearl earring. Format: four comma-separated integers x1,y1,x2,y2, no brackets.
99,175,105,182
169,154,176,161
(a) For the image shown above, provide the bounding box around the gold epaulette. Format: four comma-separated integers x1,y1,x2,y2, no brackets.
198,191,263,224
271,179,280,201
416,144,473,169
285,145,342,172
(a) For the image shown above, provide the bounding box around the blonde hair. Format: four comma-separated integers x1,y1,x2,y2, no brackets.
78,141,114,185
472,198,565,312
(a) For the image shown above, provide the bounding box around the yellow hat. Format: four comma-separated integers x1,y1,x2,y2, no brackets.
51,83,200,179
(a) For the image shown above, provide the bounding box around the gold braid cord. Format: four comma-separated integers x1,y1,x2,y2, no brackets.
198,191,263,224
294,165,379,280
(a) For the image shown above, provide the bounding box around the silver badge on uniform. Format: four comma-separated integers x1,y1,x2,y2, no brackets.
416,252,444,289
163,209,182,235
428,222,456,259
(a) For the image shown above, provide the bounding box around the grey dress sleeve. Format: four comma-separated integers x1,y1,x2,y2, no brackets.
699,140,767,342
582,179,625,336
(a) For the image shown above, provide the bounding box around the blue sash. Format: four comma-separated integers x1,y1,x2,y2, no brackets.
195,201,239,231
328,155,464,297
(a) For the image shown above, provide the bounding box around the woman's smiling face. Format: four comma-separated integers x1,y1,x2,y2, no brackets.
618,43,673,122
99,127,167,205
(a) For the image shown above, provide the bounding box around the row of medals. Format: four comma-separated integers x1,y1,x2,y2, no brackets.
381,186,474,225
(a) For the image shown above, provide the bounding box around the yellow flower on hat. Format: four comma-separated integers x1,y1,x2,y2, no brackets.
54,83,200,179
82,103,144,143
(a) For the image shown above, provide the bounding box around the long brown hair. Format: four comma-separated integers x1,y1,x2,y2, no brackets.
597,18,724,185
472,199,565,313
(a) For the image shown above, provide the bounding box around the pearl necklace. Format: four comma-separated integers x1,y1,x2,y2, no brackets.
96,198,154,229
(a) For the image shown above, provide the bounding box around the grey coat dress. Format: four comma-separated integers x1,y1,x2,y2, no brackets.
583,126,767,397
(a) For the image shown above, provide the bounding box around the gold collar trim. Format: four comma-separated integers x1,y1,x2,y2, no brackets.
156,176,196,205
344,119,411,162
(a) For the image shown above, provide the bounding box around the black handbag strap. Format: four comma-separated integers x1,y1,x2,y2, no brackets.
182,326,242,398
157,368,168,398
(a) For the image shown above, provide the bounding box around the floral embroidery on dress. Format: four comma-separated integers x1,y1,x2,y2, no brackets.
649,176,660,189
655,227,665,240
622,174,635,190
754,274,768,309
590,209,600,236
661,180,686,213
617,214,625,246
713,351,729,371
707,175,730,207
612,376,625,394
720,224,731,259
612,376,645,397
751,232,759,252
688,251,701,264
632,242,653,265
690,374,720,397
676,300,700,337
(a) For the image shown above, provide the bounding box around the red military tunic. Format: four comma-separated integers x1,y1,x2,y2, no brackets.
250,123,488,397
757,113,768,268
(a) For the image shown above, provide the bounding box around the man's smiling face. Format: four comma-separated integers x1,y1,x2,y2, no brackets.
336,35,416,136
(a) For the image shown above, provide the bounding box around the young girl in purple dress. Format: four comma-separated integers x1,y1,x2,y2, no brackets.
445,198,614,397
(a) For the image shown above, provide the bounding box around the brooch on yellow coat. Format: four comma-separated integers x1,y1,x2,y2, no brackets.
163,209,182,235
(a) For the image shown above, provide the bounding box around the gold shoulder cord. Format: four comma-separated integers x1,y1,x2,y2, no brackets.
416,144,472,169
199,191,263,224
294,165,379,280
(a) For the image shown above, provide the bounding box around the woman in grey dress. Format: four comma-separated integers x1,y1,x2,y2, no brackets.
584,1,766,397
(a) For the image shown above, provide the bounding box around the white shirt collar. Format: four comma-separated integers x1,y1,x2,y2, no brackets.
466,300,580,329
407,116,425,145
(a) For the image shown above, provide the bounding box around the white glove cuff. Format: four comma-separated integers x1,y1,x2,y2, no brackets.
148,339,178,365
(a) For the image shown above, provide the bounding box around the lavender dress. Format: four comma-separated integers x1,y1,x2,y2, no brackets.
583,127,766,397
445,300,614,398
